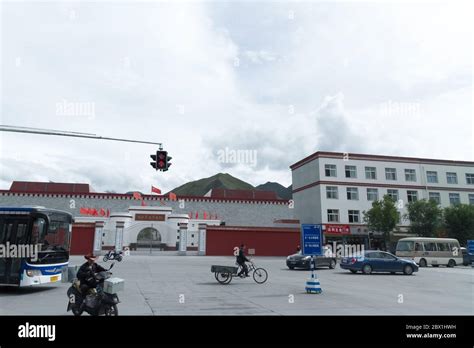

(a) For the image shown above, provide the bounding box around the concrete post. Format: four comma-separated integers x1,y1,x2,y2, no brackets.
115,221,125,251
178,222,188,256
198,223,206,256
93,221,105,255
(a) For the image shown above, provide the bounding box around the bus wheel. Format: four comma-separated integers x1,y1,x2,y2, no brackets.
447,259,456,268
419,258,427,267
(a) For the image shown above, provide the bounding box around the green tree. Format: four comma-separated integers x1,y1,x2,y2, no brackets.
363,195,399,247
443,204,474,245
405,199,443,237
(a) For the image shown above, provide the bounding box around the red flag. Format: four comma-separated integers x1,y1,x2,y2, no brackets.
79,207,87,215
99,208,106,216
151,186,161,194
195,211,199,219
91,208,98,216
169,192,177,201
203,211,207,220
141,199,147,206
133,192,142,200
106,209,110,217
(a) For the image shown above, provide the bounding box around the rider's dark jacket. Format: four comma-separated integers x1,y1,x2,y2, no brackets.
77,262,107,288
236,248,249,264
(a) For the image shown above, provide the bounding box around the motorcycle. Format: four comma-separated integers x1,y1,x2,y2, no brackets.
103,250,123,262
66,263,121,316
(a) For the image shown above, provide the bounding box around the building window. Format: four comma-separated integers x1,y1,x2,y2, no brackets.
407,190,418,203
365,167,377,180
405,169,416,182
348,210,360,223
469,194,474,205
426,171,438,183
345,165,357,178
325,164,337,177
387,189,399,201
367,188,379,201
466,173,474,184
385,168,397,180
449,193,460,205
191,234,194,238
346,187,359,200
326,186,338,199
327,209,339,222
446,172,458,184
429,192,441,204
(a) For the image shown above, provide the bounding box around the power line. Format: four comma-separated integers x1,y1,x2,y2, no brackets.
0,125,163,148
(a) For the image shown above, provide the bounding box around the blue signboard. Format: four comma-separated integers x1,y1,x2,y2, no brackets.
301,224,323,256
467,240,474,254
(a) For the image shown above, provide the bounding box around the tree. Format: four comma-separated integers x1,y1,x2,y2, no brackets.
363,195,399,248
443,204,474,245
405,199,443,237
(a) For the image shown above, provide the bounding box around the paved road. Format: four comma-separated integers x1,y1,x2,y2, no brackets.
0,255,472,315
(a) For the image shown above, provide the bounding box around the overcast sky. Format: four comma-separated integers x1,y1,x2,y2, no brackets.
0,0,472,193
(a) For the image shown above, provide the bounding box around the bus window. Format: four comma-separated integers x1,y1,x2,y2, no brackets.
424,242,437,252
15,223,28,244
397,240,414,251
1,223,13,243
437,243,450,252
414,242,422,251
31,218,46,245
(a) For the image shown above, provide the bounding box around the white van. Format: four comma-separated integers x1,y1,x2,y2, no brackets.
395,237,462,267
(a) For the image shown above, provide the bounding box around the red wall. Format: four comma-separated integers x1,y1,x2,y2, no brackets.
206,226,300,256
70,223,95,255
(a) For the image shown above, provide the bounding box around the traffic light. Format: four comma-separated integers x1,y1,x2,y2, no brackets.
150,153,158,170
150,150,172,172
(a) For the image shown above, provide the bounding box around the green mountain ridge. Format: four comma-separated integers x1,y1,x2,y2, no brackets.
169,173,292,199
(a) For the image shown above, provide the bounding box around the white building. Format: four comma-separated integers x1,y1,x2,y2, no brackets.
75,205,220,251
290,151,474,248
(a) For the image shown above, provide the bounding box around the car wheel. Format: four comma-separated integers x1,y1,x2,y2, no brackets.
447,259,456,268
350,270,357,274
329,259,336,269
419,258,427,267
403,265,414,275
362,264,372,275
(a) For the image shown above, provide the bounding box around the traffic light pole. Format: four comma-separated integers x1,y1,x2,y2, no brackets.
0,125,163,147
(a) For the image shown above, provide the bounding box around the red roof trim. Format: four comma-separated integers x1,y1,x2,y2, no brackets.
290,151,474,170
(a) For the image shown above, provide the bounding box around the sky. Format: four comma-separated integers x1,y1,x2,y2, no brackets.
0,0,472,193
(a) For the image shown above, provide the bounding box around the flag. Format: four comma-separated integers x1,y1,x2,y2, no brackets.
106,209,110,217
141,199,147,206
133,192,142,200
79,207,87,215
203,211,207,220
99,208,106,216
169,192,177,201
91,208,98,216
195,211,199,219
151,186,161,194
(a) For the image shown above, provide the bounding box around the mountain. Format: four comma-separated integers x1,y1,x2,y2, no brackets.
255,182,292,200
169,173,254,197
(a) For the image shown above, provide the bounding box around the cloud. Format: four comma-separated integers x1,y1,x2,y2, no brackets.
243,50,278,64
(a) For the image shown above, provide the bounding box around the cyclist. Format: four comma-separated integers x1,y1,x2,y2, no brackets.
236,244,250,277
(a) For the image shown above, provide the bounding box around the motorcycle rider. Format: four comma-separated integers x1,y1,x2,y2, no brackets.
77,253,107,294
236,244,250,277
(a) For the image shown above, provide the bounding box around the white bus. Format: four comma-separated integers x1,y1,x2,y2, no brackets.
395,237,462,267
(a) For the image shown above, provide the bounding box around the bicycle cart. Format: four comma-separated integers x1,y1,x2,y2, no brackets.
211,261,268,285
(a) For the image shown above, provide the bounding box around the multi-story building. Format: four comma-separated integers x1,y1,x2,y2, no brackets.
290,151,474,249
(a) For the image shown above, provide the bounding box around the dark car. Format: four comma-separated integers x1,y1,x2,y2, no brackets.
461,247,474,266
340,250,419,275
286,248,337,270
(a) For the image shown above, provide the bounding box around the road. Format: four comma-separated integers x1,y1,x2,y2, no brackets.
0,254,472,315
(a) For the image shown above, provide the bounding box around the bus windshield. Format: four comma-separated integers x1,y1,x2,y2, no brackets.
396,240,414,252
32,218,70,252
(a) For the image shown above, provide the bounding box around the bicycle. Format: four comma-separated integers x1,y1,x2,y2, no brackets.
211,260,268,285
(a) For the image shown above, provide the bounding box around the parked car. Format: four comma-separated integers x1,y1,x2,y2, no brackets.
340,250,419,275
286,247,337,270
461,247,474,266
